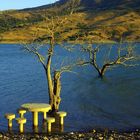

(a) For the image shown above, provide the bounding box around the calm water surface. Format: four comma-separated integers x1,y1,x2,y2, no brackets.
0,44,140,132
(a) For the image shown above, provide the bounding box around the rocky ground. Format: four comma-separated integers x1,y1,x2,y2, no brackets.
0,129,140,140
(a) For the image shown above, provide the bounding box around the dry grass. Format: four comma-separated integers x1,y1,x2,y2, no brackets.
1,8,140,43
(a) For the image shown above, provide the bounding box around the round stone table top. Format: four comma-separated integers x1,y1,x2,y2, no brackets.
21,103,51,112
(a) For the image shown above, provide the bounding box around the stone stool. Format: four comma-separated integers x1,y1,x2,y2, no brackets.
16,118,27,133
18,109,26,118
56,111,67,125
46,117,55,133
5,113,15,128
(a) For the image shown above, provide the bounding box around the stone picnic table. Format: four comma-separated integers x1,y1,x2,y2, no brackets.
21,103,51,127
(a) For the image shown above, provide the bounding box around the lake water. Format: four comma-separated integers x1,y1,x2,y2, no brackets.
0,44,140,133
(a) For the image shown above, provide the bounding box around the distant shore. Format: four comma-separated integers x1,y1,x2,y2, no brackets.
0,129,140,140
0,40,140,45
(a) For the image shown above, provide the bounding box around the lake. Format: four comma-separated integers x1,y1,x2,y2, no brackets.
0,44,140,133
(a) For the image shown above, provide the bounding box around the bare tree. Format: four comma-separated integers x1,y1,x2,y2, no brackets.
22,17,76,112
67,0,81,15
80,43,139,78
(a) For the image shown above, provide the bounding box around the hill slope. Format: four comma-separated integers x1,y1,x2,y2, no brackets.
0,0,140,43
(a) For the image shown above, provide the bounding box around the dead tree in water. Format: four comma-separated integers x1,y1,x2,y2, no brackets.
22,17,75,112
81,43,139,78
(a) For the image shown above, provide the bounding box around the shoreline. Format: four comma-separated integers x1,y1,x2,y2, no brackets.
0,129,140,140
0,40,140,44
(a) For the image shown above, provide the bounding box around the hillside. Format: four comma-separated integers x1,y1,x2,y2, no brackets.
0,0,140,43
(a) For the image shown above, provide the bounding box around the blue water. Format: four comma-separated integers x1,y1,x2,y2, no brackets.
0,44,140,133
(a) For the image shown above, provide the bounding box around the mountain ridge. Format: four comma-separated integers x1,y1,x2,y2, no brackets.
21,0,140,11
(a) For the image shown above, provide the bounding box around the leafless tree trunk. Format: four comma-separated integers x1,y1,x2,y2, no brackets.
22,17,77,112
